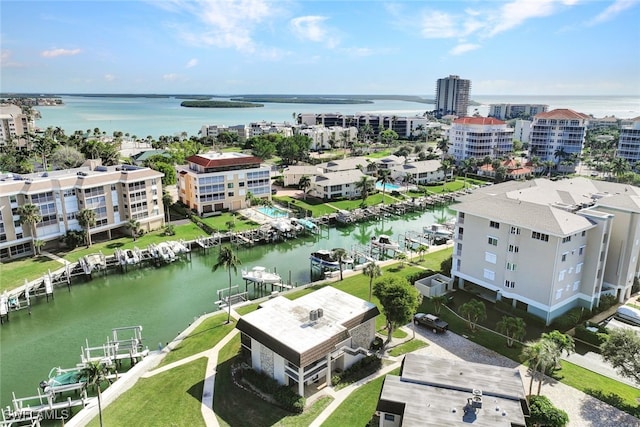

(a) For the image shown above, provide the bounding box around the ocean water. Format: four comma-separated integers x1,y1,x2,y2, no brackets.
34,94,640,139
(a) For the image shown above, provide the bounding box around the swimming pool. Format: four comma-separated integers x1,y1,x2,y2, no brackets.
375,182,401,192
256,206,289,219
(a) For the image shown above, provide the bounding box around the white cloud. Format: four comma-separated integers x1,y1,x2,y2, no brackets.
41,48,81,58
587,0,639,25
163,73,179,82
0,50,22,68
450,43,481,55
420,11,459,39
185,58,198,68
290,16,340,48
157,0,278,54
104,74,116,82
341,47,375,57
487,0,567,37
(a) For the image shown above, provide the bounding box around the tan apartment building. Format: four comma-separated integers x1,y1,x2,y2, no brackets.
0,164,165,260
452,178,639,325
177,152,271,215
448,117,514,162
0,103,34,147
530,109,589,172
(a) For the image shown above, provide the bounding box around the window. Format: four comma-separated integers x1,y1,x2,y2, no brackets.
506,262,517,271
483,269,495,280
508,244,519,253
556,289,563,300
562,236,571,243
228,192,234,197
488,236,498,246
485,252,497,264
561,252,568,262
573,281,580,291
510,226,520,235
559,270,566,281
582,230,586,237
384,414,395,422
504,280,515,288
227,183,234,189
490,221,500,229
532,231,549,242
576,263,583,273
579,246,585,256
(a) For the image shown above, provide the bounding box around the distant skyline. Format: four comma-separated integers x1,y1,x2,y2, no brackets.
2,0,640,96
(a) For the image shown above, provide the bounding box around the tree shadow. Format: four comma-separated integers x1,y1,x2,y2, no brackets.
583,388,640,418
106,242,124,249
187,379,205,401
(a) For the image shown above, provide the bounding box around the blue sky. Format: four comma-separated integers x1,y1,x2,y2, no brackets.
1,0,639,95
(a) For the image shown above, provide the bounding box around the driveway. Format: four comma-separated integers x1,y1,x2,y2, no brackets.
403,325,640,427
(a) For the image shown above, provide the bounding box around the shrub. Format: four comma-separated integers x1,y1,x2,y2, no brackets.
632,277,640,295
240,368,305,413
406,270,436,285
598,294,617,311
574,324,607,347
370,337,384,351
527,395,568,427
332,355,382,389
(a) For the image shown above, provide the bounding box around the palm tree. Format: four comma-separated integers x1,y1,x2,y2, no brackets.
376,169,392,205
298,175,312,200
355,175,374,205
496,316,527,347
78,209,97,247
363,262,382,301
521,339,558,396
402,173,415,192
437,139,450,160
416,244,428,261
430,294,449,315
458,299,486,331
439,158,454,183
162,191,173,223
126,219,141,241
213,246,241,324
332,248,348,281
18,204,42,256
79,360,112,427
610,157,631,182
553,147,567,166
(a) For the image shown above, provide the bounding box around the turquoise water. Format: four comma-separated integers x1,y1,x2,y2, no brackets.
376,182,401,192
0,207,453,405
34,95,640,139
256,206,289,219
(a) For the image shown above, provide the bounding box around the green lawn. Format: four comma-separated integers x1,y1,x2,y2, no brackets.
0,256,63,293
321,368,401,427
273,196,337,217
87,358,207,427
273,396,333,427
554,361,640,417
235,302,261,316
1,222,207,292
159,313,237,367
199,213,259,232
388,339,428,357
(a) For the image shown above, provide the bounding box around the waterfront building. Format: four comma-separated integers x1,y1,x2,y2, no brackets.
390,159,448,185
376,353,527,427
297,125,358,151
236,286,379,397
513,119,532,144
587,115,619,129
199,124,251,141
488,103,548,120
0,164,164,260
177,152,271,215
282,165,321,187
448,117,514,162
319,156,370,173
249,121,294,138
529,109,589,173
297,113,430,139
616,116,640,164
435,75,471,118
309,169,368,200
0,103,34,147
451,178,640,325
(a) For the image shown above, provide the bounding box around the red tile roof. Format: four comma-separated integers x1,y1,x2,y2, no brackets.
534,109,590,120
453,117,506,125
187,154,262,168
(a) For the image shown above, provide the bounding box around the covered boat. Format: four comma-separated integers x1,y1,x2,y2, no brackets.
241,266,282,284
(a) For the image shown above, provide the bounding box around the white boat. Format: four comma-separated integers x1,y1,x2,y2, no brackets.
125,248,140,265
39,366,87,394
423,223,453,238
271,218,293,232
310,250,340,268
336,210,354,224
370,235,400,250
156,242,176,262
241,266,282,284
168,240,190,254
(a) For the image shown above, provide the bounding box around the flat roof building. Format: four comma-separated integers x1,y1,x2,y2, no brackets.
236,286,379,396
435,75,471,118
377,353,528,427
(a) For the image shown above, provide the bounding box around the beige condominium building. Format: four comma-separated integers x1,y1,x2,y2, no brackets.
0,164,165,261
448,117,514,162
452,178,640,325
0,103,34,147
177,152,271,215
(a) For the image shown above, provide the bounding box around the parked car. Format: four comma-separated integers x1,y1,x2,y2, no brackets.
413,313,449,333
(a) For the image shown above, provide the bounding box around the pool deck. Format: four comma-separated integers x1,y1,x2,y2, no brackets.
238,208,288,225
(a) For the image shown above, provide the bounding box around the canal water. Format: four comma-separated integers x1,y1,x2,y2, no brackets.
0,207,453,405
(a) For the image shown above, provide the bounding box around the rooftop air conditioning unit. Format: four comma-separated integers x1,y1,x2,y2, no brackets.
309,309,318,322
